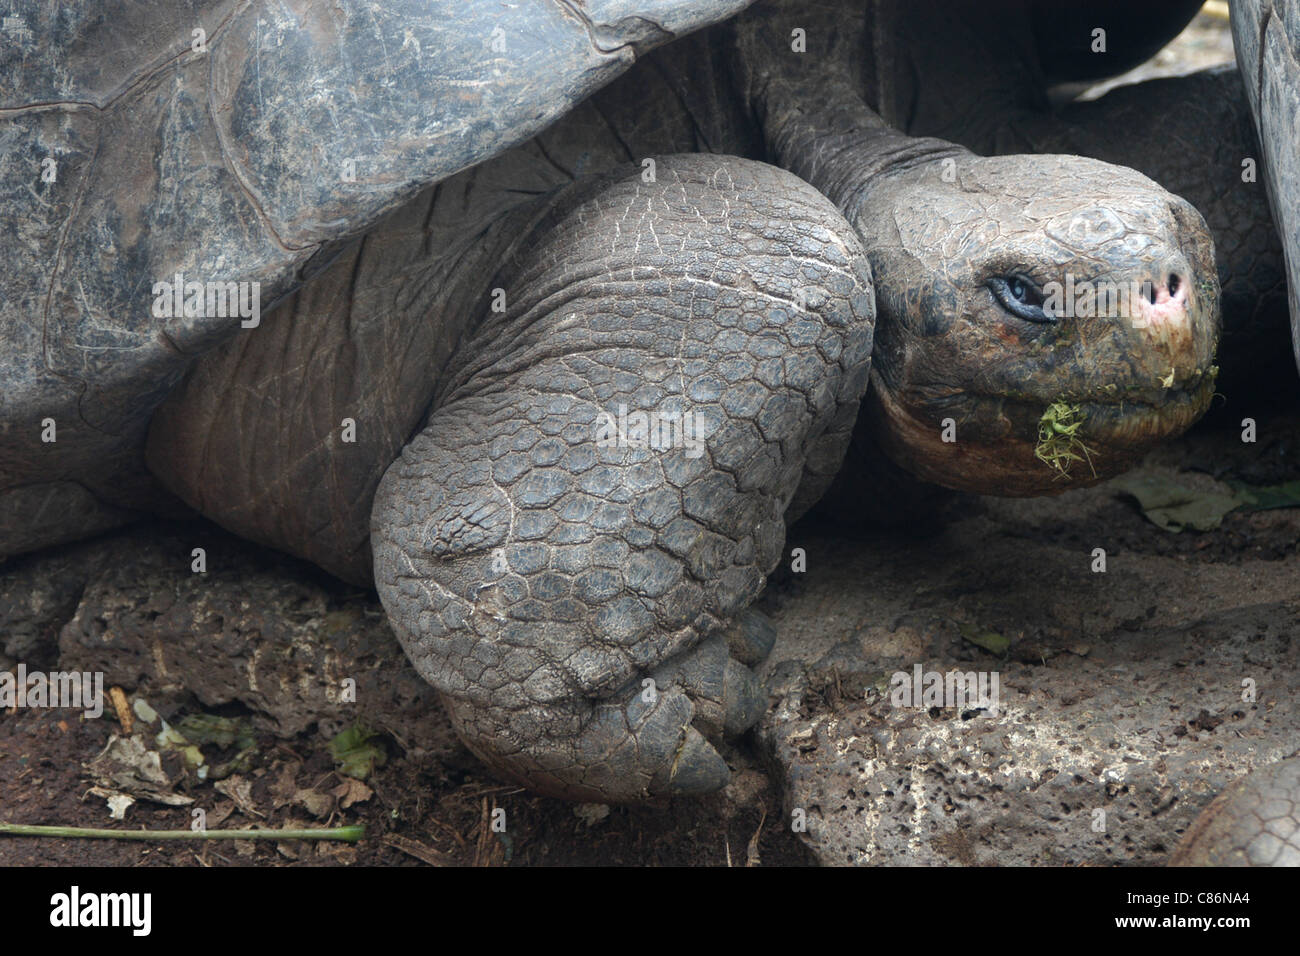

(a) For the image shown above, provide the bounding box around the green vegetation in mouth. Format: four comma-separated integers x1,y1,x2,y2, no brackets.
1035,401,1097,481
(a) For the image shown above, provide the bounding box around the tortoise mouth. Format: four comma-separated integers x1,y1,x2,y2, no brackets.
983,361,1217,427
1036,374,1215,448
1006,375,1215,487
866,369,1217,497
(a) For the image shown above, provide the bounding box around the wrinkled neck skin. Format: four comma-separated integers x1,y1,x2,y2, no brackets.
730,4,975,493
765,88,964,228
733,3,964,222
752,69,979,492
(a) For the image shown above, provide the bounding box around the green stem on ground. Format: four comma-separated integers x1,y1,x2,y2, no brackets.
0,822,364,842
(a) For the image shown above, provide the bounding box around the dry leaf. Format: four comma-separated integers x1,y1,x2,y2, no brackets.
331,778,373,809
214,774,263,819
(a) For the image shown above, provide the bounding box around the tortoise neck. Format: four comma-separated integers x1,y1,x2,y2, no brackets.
754,77,965,243
762,83,966,226
727,2,967,230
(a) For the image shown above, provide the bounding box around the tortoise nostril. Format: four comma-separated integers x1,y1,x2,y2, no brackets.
1168,273,1181,297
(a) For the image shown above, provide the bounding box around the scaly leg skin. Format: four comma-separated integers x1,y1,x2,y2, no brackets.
1170,757,1300,866
371,154,874,802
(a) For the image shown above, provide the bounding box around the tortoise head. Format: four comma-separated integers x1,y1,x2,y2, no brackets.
859,153,1220,496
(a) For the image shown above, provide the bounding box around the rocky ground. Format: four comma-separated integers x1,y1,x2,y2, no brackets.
1076,3,1235,100
762,402,1300,865
2,386,1296,867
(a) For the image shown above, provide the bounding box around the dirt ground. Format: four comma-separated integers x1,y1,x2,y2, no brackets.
3,386,1295,868
0,705,804,867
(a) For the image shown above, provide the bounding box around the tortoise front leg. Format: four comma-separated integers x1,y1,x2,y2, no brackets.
370,154,875,802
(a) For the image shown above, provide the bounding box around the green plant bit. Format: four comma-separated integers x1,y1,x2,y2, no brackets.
1035,401,1097,481
0,822,364,842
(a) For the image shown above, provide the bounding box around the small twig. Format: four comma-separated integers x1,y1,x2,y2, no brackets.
382,833,453,866
108,687,133,734
474,797,492,866
746,803,768,867
429,814,469,849
0,822,363,842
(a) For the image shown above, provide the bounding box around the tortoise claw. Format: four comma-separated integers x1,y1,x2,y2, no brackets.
668,728,731,796
724,607,778,667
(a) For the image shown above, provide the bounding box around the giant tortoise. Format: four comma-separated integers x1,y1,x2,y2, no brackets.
1,0,1295,861
1233,0,1300,374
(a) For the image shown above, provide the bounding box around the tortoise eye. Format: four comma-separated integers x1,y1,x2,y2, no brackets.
988,275,1054,324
